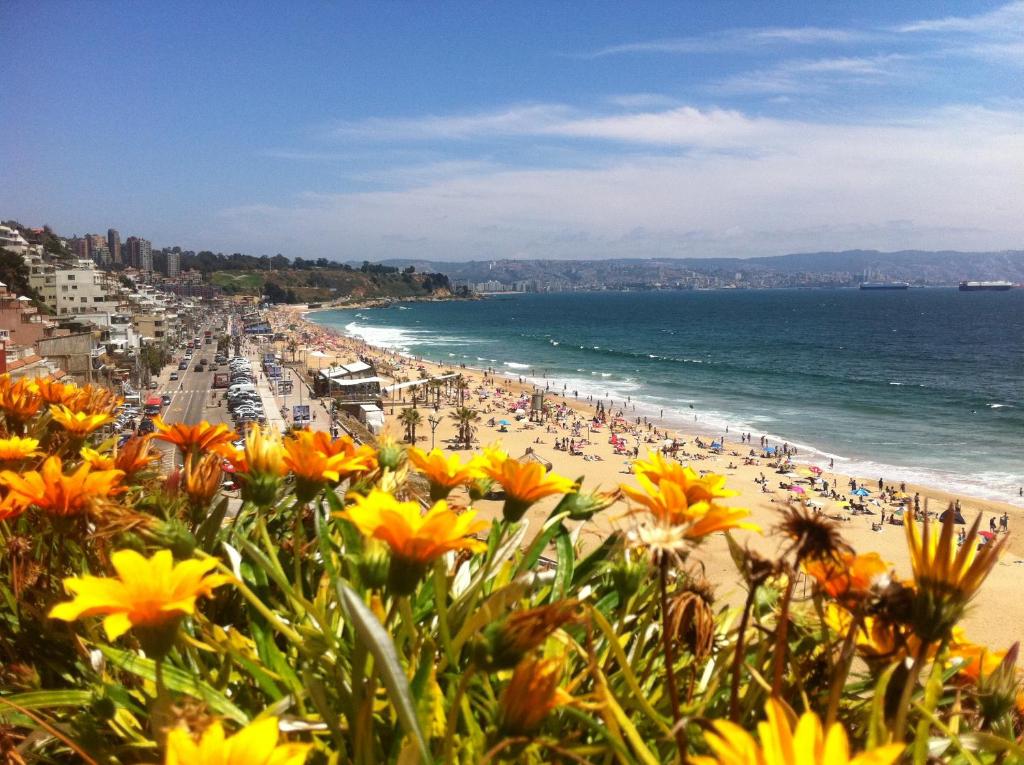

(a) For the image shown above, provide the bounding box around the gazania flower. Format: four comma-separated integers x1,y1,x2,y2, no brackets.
80,446,116,470
0,491,29,522
693,698,903,765
947,630,1012,683
81,436,160,479
231,425,287,506
49,549,231,657
62,384,121,417
31,376,80,405
338,488,487,594
905,508,1006,642
0,374,43,422
634,454,738,505
184,452,223,507
407,447,476,501
803,551,890,607
476,449,576,522
778,504,852,565
283,430,377,501
49,404,114,435
622,474,757,540
154,418,238,457
476,601,581,670
0,456,123,516
0,436,41,461
498,657,571,735
165,717,310,765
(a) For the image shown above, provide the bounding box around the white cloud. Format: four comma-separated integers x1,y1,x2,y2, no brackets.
584,26,868,58
223,104,1024,261
897,1,1024,34
714,54,911,95
330,104,572,141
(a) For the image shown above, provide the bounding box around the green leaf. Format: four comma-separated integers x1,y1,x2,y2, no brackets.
336,581,430,764
196,495,230,552
549,523,574,603
513,513,565,578
572,531,620,586
0,691,93,720
100,645,249,724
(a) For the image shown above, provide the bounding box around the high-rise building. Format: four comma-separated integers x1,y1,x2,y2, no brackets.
125,236,153,271
107,228,121,265
71,237,90,259
165,250,181,277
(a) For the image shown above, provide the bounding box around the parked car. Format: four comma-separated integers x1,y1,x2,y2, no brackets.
169,372,179,380
178,361,188,370
161,394,172,405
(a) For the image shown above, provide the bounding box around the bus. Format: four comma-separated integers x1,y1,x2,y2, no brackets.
144,395,163,416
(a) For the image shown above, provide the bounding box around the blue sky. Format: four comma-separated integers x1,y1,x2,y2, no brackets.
3,1,1022,260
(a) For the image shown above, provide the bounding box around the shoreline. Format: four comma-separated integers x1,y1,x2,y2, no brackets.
272,301,1024,647
307,300,1023,509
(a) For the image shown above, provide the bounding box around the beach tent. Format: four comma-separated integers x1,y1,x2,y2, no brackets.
710,441,722,450
939,507,966,524
518,448,553,472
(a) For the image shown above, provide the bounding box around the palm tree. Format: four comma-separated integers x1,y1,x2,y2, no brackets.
450,407,479,449
454,375,471,407
398,407,422,444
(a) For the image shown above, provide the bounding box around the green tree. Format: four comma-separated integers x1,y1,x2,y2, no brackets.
450,406,479,449
398,407,422,444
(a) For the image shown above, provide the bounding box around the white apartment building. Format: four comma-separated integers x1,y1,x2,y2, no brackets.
0,224,30,255
28,258,121,318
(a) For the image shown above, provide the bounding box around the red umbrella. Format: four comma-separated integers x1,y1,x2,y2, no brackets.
979,530,996,541
809,466,823,474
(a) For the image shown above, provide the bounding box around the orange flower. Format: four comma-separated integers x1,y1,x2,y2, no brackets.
622,474,757,540
634,454,738,505
31,377,80,406
62,384,121,417
154,418,238,457
803,551,890,606
338,488,487,593
476,449,576,522
948,630,1008,683
82,436,160,479
183,452,223,507
407,446,476,500
49,404,114,435
0,491,29,522
499,657,571,735
0,374,43,422
0,456,124,516
283,430,377,500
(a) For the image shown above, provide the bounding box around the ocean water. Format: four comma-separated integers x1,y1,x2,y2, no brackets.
310,290,1024,505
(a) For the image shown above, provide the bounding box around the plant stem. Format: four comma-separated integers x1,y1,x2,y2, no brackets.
771,572,796,695
825,607,861,727
893,639,931,741
730,584,759,722
659,555,687,760
443,667,475,764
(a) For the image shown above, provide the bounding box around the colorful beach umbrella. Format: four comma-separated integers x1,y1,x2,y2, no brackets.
809,466,823,474
789,485,806,494
852,488,870,496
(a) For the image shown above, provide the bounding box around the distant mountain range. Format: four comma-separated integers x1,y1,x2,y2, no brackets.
358,249,1024,288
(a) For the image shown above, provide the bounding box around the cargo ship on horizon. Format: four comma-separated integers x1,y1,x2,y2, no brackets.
859,281,910,290
958,281,1014,291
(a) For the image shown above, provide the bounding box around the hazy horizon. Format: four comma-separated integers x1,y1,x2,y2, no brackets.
4,1,1023,261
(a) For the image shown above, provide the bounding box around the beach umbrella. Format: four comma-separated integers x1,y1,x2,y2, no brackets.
789,485,806,494
764,446,776,454
796,467,813,477
809,466,823,474
661,438,675,448
710,441,722,449
852,488,870,496
498,419,511,426
979,530,996,541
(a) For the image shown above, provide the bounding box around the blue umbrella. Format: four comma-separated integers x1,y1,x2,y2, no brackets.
852,487,870,496
710,441,722,449
764,446,776,454
498,419,511,425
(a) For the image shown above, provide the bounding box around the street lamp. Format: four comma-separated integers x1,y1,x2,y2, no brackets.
428,414,441,451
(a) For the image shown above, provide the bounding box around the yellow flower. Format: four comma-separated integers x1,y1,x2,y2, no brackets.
407,447,477,501
476,449,576,522
0,456,123,516
282,430,377,500
184,452,224,507
49,549,231,655
948,630,1008,683
338,488,487,594
82,436,161,479
634,453,738,502
165,717,310,765
622,474,757,540
0,374,43,422
905,509,1006,641
0,435,41,461
0,491,29,522
49,404,114,435
499,657,571,735
693,698,903,765
154,418,238,457
803,551,890,607
62,384,121,417
229,425,287,506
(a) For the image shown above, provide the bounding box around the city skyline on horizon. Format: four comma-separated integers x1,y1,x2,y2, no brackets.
3,1,1023,262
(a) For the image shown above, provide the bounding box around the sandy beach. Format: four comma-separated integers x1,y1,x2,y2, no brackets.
271,302,1024,649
